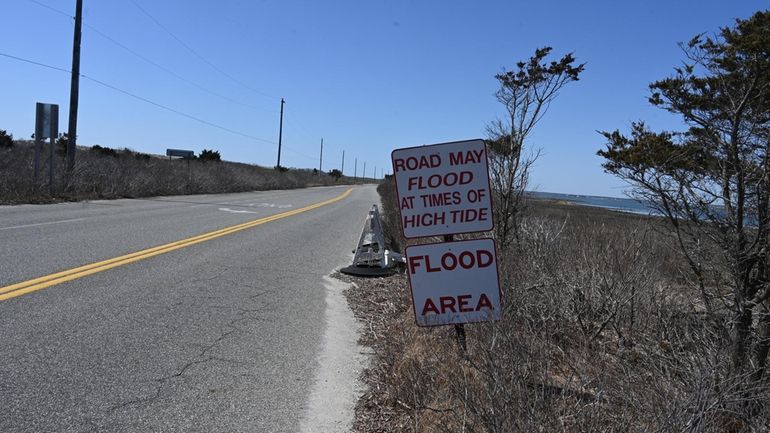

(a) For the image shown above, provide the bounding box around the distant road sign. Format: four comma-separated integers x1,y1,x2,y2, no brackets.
406,238,501,327
35,103,58,140
166,148,195,158
391,139,493,238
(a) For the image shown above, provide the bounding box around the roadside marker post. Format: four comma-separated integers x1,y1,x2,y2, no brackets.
392,139,501,356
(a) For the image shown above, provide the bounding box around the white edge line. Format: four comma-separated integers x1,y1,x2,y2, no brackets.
0,218,87,231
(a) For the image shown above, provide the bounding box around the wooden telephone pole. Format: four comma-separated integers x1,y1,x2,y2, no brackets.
276,98,284,167
67,0,84,173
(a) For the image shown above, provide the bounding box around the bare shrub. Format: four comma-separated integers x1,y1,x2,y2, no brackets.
351,180,770,432
0,142,355,204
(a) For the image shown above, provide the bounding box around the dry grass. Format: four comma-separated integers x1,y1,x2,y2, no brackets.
345,180,770,433
0,141,361,204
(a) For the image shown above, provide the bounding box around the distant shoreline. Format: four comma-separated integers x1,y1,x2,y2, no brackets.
526,191,655,216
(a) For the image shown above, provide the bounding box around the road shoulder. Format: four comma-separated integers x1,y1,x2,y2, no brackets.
300,274,368,433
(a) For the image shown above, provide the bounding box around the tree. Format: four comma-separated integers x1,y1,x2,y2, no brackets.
488,47,584,251
0,130,13,148
599,11,770,381
328,169,342,180
56,133,69,156
198,149,221,162
91,144,118,157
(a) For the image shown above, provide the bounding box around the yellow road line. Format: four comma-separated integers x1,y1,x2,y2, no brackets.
0,188,353,302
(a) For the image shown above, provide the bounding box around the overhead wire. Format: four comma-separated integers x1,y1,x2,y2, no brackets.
0,52,276,144
127,0,278,100
18,0,365,170
120,0,354,171
280,104,346,169
86,25,278,114
25,0,276,115
27,0,69,17
279,112,318,162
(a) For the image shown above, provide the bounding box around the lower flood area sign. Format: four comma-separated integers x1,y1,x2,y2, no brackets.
406,238,501,326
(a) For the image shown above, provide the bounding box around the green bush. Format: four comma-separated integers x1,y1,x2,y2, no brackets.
0,142,357,204
55,133,69,156
91,145,118,157
0,130,13,148
328,169,342,180
199,149,221,162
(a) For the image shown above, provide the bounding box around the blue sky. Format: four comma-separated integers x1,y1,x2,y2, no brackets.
1,0,766,197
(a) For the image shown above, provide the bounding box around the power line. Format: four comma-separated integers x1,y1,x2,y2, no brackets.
27,0,70,17
0,52,276,144
282,104,348,166
281,111,339,166
22,0,357,170
128,0,278,100
24,0,276,115
20,0,337,170
81,75,275,143
279,111,326,162
1,52,70,74
86,26,276,114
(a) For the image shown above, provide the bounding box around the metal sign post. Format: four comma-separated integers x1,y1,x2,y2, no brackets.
35,103,59,194
444,233,467,355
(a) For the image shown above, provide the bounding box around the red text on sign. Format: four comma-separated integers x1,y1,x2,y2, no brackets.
393,154,441,172
451,208,489,223
449,149,485,166
407,171,473,191
420,191,461,207
421,293,495,315
403,212,445,228
408,249,494,274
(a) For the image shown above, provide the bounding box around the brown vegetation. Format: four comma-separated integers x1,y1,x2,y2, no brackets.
346,179,770,432
0,141,356,204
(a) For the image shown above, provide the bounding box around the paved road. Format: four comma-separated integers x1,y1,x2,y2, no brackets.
0,185,377,432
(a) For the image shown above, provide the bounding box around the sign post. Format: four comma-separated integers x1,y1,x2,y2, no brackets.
392,139,501,354
35,103,59,194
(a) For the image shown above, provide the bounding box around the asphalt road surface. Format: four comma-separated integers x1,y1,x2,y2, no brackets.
0,185,377,432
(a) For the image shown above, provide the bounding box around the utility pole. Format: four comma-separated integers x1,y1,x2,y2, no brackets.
354,157,357,183
374,165,377,180
319,138,323,174
276,98,284,168
341,150,345,175
363,162,366,182
67,0,84,174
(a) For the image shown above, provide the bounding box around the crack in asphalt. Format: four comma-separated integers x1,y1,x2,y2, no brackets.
106,304,266,416
101,259,309,420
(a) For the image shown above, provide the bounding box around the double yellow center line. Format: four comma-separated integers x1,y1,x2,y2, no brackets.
0,188,352,302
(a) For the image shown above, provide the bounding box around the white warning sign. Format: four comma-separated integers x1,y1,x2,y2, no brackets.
391,139,494,238
406,238,501,327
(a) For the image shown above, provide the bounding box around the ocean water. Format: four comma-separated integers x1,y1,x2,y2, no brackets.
528,191,655,215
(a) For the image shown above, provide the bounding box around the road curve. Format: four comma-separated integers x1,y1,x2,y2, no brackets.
0,185,378,432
